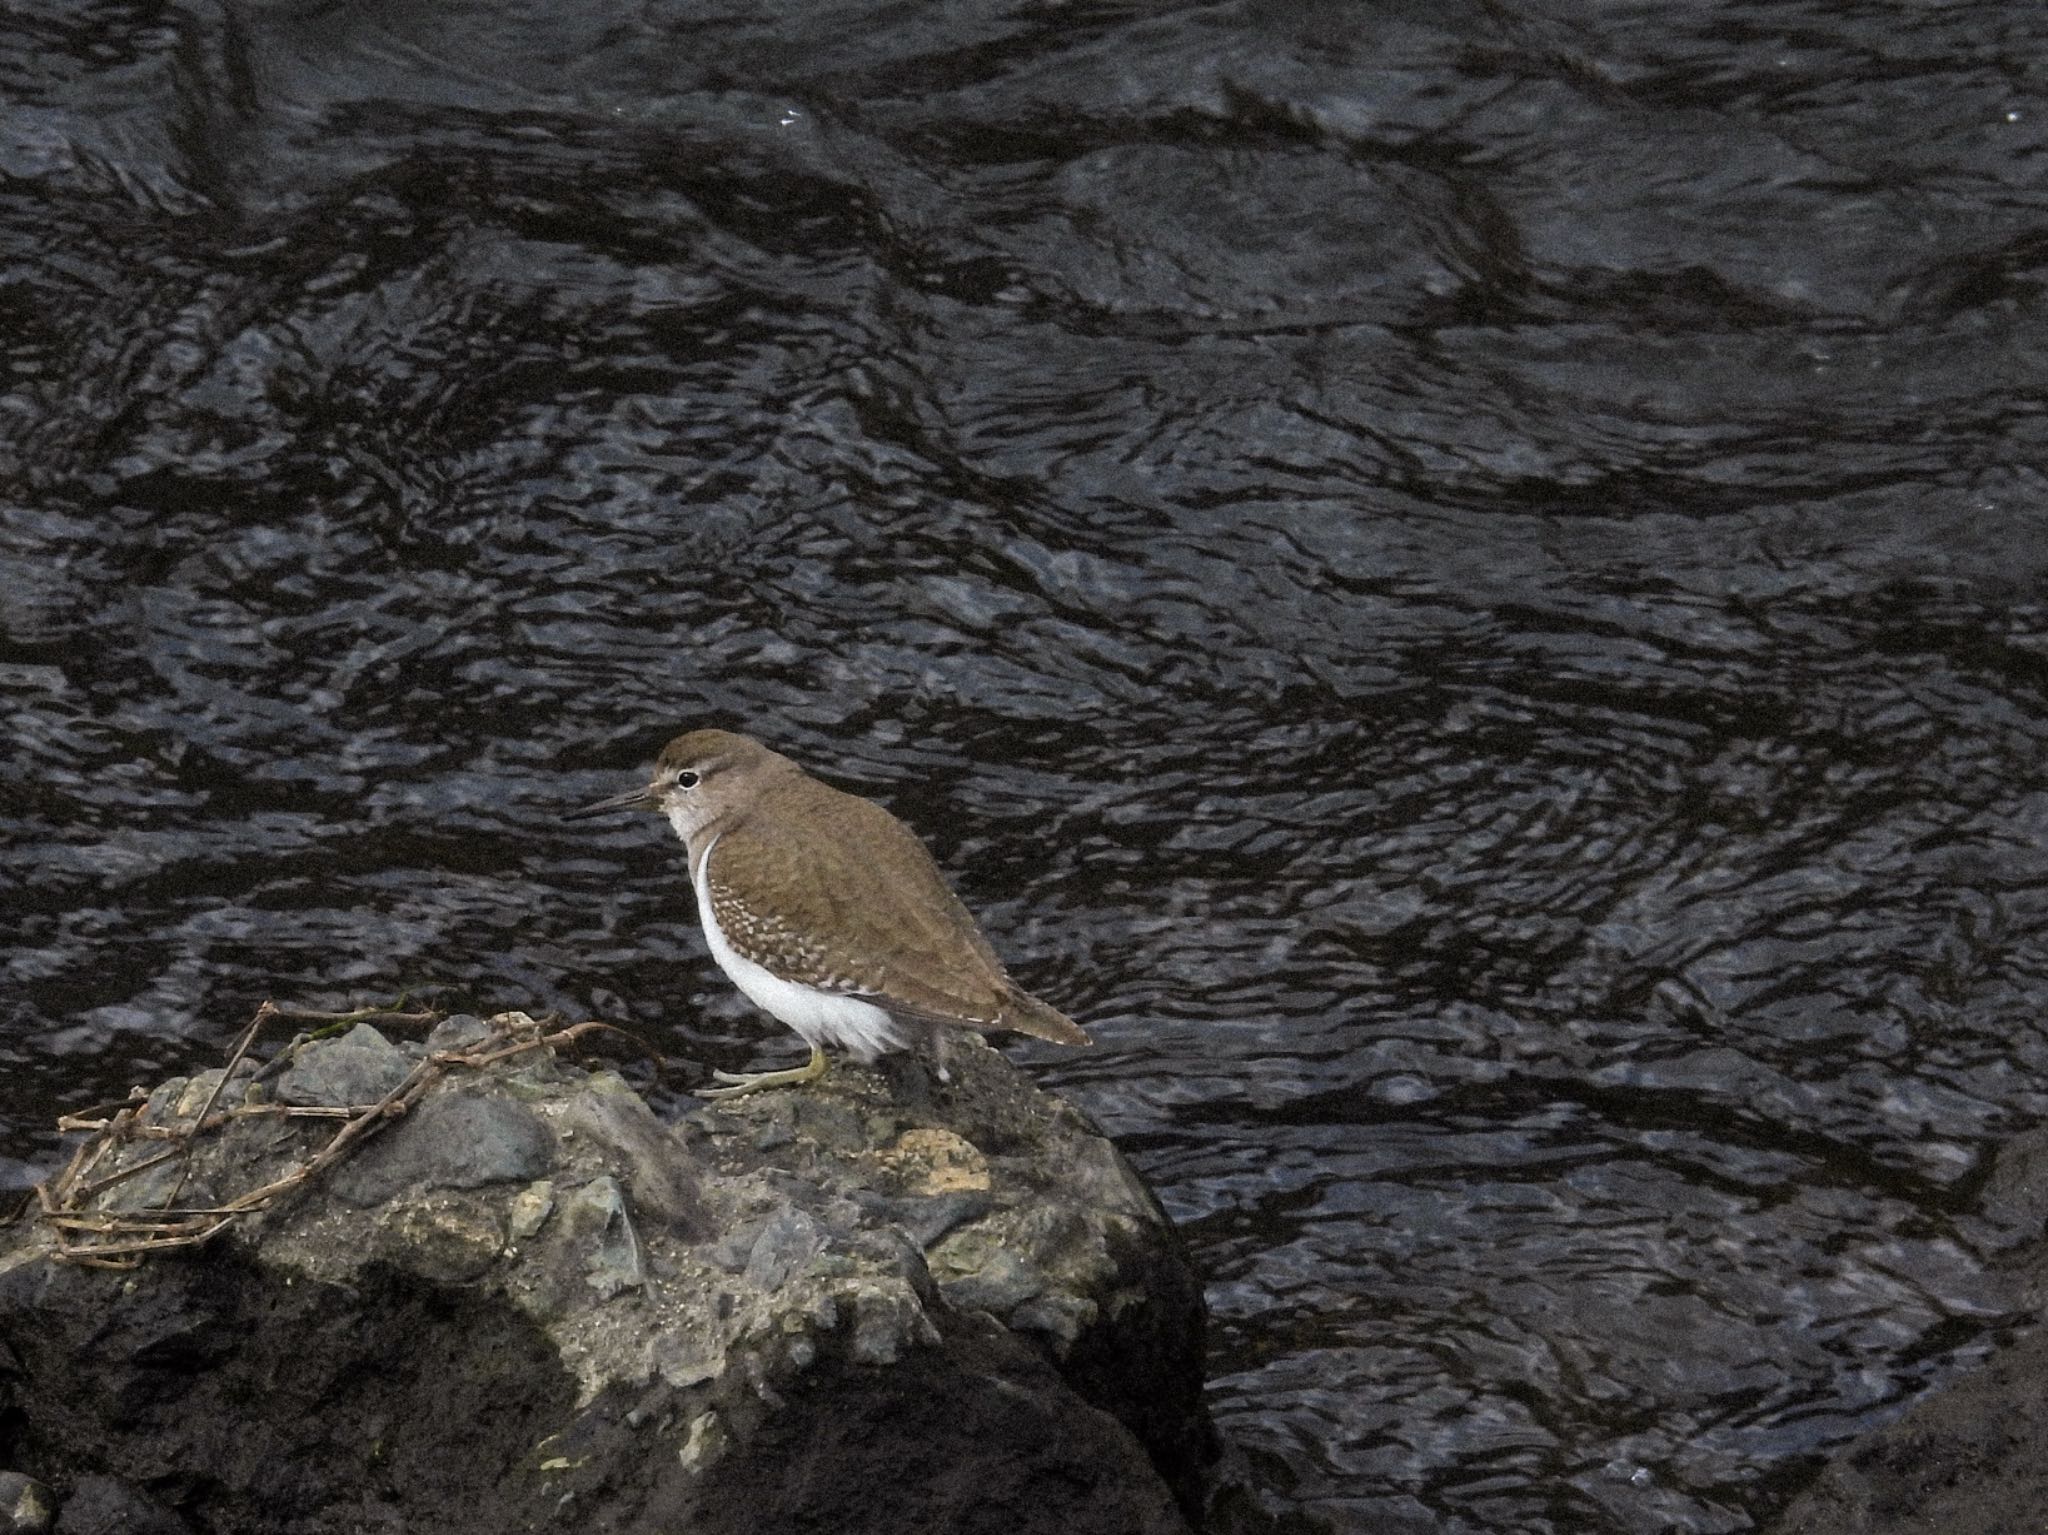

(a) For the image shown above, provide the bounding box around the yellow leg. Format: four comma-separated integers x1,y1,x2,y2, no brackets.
700,1042,828,1099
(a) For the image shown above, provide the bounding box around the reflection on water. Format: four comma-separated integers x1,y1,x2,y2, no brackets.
6,1,2048,1529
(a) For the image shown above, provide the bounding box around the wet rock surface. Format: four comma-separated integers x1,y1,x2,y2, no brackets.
0,1015,1211,1535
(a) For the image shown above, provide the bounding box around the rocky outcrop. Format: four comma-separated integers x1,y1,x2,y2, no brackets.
1763,1123,2048,1535
1763,1326,2048,1535
0,1012,1213,1534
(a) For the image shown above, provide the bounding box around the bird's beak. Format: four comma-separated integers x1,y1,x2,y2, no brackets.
563,783,662,821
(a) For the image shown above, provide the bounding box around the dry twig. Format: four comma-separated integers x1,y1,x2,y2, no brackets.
31,1002,628,1268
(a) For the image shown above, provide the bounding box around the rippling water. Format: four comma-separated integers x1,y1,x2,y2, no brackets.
7,2,2048,1530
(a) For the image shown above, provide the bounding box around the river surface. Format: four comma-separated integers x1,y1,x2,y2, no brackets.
7,3,2048,1531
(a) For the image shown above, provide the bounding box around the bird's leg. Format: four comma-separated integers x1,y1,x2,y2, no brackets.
928,1024,954,1086
701,1042,828,1099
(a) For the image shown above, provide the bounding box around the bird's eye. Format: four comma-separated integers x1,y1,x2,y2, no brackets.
675,770,701,790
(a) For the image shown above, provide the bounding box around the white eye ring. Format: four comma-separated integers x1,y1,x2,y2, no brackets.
674,769,701,790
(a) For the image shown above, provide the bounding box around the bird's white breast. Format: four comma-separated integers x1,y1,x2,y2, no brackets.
689,831,909,1064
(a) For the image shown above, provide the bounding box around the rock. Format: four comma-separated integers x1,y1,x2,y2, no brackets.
742,1208,823,1292
508,1180,554,1240
51,1476,186,1535
0,1473,53,1535
328,1089,556,1206
548,1074,706,1235
1764,1325,2048,1535
934,1239,1044,1314
423,1013,493,1054
555,1175,646,1299
271,1022,414,1107
0,1013,1213,1534
854,1187,994,1249
1977,1123,2048,1257
1761,1124,2048,1535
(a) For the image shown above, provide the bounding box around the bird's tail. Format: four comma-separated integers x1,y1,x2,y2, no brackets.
999,988,1092,1047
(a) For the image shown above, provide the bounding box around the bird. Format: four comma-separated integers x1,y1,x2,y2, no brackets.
564,729,1090,1098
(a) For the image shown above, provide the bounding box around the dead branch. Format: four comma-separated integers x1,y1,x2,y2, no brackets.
31,1003,622,1267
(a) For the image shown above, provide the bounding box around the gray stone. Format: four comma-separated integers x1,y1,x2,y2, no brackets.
556,1175,645,1297
854,1188,993,1249
424,1013,494,1054
1011,1291,1099,1348
329,1090,555,1207
846,1282,941,1366
936,1245,1045,1316
743,1209,822,1293
704,1220,763,1274
551,1078,706,1236
508,1181,555,1241
374,1198,506,1284
139,1076,190,1126
0,1473,53,1535
272,1024,414,1108
96,1159,217,1217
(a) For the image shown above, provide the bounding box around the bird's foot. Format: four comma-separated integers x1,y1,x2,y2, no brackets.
700,1043,828,1100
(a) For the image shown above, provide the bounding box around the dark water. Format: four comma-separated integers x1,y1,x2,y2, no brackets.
7,2,2048,1529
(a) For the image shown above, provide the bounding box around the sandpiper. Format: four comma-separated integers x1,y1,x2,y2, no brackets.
566,729,1090,1097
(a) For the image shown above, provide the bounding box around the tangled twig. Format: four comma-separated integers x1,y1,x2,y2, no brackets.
32,1003,658,1268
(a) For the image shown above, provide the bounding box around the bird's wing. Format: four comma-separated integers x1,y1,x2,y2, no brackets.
702,780,1017,1027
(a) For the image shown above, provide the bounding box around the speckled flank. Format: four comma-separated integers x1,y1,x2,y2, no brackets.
693,832,911,1062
